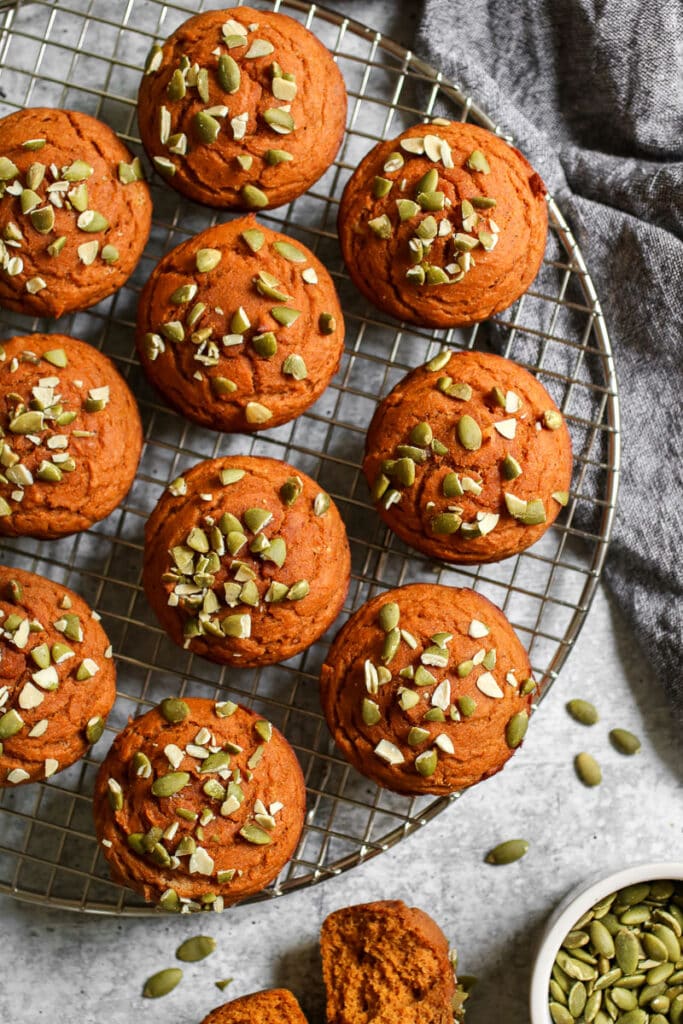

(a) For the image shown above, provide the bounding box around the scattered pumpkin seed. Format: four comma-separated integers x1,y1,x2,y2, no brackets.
575,752,602,787
485,838,529,865
175,935,216,962
566,699,599,726
609,728,641,755
142,968,183,999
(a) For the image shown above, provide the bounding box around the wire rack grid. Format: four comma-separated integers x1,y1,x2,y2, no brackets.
0,0,620,916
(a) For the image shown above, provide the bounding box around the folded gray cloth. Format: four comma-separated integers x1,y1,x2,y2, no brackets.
416,0,683,719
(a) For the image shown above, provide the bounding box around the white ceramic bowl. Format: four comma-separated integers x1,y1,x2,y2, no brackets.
529,861,683,1024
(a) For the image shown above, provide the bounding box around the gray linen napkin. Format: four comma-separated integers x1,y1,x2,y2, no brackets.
414,0,683,718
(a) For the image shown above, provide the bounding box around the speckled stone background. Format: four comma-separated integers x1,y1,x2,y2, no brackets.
0,2,681,1023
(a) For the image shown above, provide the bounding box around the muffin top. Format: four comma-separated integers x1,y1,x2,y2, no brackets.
321,901,456,1024
338,120,547,327
138,6,347,209
363,349,573,564
0,107,152,318
143,455,350,667
0,334,143,538
136,216,344,433
93,697,306,910
320,584,535,795
0,566,116,786
200,990,308,1024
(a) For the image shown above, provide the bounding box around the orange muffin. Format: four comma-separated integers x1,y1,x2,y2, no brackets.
0,107,152,318
0,567,116,787
363,349,572,564
338,120,547,327
136,216,344,433
0,333,142,538
201,990,308,1024
321,901,457,1024
138,6,347,209
93,697,306,911
320,584,535,795
143,456,350,667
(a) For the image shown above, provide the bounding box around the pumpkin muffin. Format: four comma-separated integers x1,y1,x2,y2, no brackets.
0,566,116,787
338,120,547,327
143,455,350,667
320,584,535,795
138,6,347,209
363,349,573,564
0,107,152,318
0,333,142,538
136,216,344,433
321,901,459,1024
93,697,306,911
201,990,308,1024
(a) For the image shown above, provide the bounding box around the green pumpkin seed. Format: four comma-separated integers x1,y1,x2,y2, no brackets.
615,929,641,974
431,512,462,534
378,602,400,632
239,823,271,845
457,695,477,717
368,214,392,238
263,108,295,133
271,306,300,327
282,354,307,380
151,772,190,797
381,627,401,664
590,920,616,957
569,981,588,1017
466,149,491,173
642,932,669,963
0,709,24,739
457,414,482,451
273,240,306,263
485,838,529,865
616,1012,647,1024
86,717,105,744
241,184,268,208
575,752,601,787
362,698,381,726
566,698,599,725
549,1002,574,1024
609,728,641,756
584,990,603,1022
265,148,293,165
612,987,638,1011
218,53,240,93
175,935,216,962
505,711,528,749
241,228,264,252
287,580,309,601
196,247,222,273
415,750,437,777
142,968,183,999
373,175,392,198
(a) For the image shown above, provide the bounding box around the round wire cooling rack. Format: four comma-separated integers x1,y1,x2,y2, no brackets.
0,0,620,916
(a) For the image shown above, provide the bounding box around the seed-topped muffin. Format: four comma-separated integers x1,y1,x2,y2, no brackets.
0,567,116,787
93,697,306,911
0,333,142,538
321,901,463,1024
363,349,573,564
138,6,347,209
338,120,547,327
143,456,350,667
201,990,308,1024
320,584,535,795
136,216,344,433
0,107,152,318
